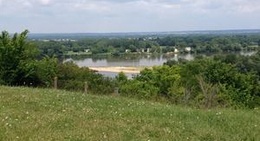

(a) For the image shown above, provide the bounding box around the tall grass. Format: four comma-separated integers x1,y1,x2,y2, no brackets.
0,86,259,140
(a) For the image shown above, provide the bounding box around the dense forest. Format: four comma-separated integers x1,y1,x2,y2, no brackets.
1,30,260,108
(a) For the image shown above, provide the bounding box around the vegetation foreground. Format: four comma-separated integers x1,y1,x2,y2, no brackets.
0,86,259,141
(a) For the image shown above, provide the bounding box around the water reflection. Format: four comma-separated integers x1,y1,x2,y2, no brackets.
70,53,195,67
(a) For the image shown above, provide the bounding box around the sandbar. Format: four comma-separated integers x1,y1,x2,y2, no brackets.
89,66,146,73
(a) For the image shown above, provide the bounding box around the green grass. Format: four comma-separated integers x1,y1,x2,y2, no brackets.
0,86,259,141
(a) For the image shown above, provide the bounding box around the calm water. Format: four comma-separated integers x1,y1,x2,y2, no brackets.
66,51,257,77
69,53,194,67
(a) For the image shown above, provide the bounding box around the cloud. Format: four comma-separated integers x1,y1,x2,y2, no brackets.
2,0,259,15
39,0,52,5
180,0,260,14
0,0,259,33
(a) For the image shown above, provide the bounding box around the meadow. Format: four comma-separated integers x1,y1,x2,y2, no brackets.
0,86,259,141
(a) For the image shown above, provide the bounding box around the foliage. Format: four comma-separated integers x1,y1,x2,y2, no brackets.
0,30,58,87
57,61,114,94
0,30,31,85
119,66,182,102
119,56,260,108
35,56,58,87
120,79,159,99
115,72,128,85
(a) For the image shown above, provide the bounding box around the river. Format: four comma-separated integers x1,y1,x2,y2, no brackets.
69,53,194,67
66,51,257,78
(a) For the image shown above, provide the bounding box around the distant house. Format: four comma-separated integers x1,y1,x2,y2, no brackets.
42,39,50,42
85,49,90,53
185,47,192,52
125,49,130,53
174,48,179,53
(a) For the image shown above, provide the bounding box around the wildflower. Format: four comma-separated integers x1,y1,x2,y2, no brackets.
102,132,107,138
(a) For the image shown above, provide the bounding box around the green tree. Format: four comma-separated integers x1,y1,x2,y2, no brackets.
115,72,128,84
36,56,58,87
0,30,38,85
57,61,114,94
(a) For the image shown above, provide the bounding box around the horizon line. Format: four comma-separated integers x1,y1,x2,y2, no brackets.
26,28,260,34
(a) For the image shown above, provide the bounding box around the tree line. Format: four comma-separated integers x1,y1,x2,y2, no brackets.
33,33,260,57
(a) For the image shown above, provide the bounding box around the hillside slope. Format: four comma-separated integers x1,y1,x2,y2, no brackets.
0,86,259,140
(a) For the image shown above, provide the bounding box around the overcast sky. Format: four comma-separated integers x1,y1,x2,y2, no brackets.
0,0,260,33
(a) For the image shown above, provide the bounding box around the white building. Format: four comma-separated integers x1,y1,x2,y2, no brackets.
185,47,192,52
174,48,179,53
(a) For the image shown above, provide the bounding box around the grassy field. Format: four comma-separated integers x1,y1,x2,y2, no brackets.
0,86,259,141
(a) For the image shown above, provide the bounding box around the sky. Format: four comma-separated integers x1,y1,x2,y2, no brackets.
0,0,260,33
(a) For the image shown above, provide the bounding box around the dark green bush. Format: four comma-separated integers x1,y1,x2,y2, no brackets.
57,62,114,94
